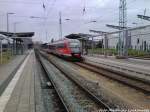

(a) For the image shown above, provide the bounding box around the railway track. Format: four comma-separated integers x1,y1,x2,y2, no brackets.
43,51,150,109
37,51,111,112
39,51,145,110
35,52,69,112
75,62,150,93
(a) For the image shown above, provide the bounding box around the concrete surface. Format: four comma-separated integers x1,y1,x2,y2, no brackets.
0,53,28,96
3,51,35,112
84,55,150,82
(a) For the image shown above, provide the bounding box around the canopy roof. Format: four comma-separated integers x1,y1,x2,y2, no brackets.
0,31,34,42
0,34,9,40
0,31,34,37
65,34,82,39
65,33,95,40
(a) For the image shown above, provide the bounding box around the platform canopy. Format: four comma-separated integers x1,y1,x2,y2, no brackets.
65,33,97,40
0,31,34,37
0,31,34,42
0,34,9,40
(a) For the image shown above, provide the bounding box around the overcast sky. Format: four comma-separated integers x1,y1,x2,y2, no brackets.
0,0,150,42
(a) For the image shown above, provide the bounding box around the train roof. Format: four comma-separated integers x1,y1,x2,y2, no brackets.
48,38,79,45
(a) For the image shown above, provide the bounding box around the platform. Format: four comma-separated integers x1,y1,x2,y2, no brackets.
84,55,150,82
87,54,150,66
0,53,28,95
0,50,35,112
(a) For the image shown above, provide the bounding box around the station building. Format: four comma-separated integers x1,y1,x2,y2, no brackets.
107,25,150,51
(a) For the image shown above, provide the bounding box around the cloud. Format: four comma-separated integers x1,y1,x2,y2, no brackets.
0,0,149,42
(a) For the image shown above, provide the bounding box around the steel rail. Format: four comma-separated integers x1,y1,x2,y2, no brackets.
35,51,70,112
39,52,112,111
75,62,150,94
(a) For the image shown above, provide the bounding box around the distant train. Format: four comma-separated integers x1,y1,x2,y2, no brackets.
43,38,82,60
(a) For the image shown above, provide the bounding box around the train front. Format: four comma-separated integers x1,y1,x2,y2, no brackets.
68,39,82,60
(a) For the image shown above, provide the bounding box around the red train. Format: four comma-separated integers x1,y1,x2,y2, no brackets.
46,38,82,60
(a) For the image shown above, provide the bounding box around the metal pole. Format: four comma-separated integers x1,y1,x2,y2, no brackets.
92,37,94,56
59,12,63,39
119,0,127,57
46,30,48,41
6,13,10,59
14,22,17,33
0,40,2,64
102,38,104,55
7,13,9,33
7,13,13,57
104,34,108,58
124,29,128,58
13,23,17,55
7,13,14,57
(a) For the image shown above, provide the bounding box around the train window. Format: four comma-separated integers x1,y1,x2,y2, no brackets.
57,43,65,48
49,45,55,49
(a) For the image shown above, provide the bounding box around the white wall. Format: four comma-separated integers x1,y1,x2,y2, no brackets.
107,26,150,51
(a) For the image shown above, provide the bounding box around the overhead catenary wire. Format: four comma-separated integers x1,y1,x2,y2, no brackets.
0,0,42,5
45,0,57,21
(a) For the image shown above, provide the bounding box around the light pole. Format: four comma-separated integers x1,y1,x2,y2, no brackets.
7,12,15,33
13,22,22,33
13,21,22,55
13,16,45,54
58,11,71,39
30,16,47,42
7,12,15,57
86,20,97,55
59,12,62,39
13,16,45,32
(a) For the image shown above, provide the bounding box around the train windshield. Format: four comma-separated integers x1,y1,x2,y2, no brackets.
69,42,81,53
69,42,80,48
